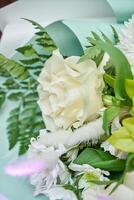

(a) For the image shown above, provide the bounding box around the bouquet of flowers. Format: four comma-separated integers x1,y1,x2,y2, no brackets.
1,15,134,200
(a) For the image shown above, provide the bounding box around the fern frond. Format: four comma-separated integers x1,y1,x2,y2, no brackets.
0,88,6,108
0,19,58,155
16,45,38,57
7,107,20,149
22,18,45,32
0,54,29,80
7,91,45,155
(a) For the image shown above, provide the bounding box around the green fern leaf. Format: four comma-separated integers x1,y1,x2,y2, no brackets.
7,92,23,101
0,88,6,108
7,107,20,149
22,18,45,32
0,54,29,80
16,45,38,57
20,57,41,65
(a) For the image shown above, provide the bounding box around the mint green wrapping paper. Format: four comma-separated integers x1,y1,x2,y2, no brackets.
107,0,134,23
0,1,134,199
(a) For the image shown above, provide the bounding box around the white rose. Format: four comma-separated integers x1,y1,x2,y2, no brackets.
38,49,104,131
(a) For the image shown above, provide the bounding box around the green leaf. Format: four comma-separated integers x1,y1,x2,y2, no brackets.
111,25,120,45
7,107,20,149
3,78,20,89
23,18,45,32
0,89,6,108
7,91,45,155
103,73,115,88
79,46,101,63
0,54,29,80
16,45,37,57
0,19,56,155
8,92,23,101
96,41,133,101
101,32,112,44
20,58,41,65
23,19,57,52
125,79,134,116
103,106,120,134
108,117,134,153
74,148,126,171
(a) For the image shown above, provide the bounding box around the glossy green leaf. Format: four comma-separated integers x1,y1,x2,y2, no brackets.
0,89,6,108
111,25,120,45
125,79,134,116
74,148,125,171
79,46,101,63
103,106,120,134
125,153,134,172
96,41,133,100
16,45,37,57
0,54,29,80
8,92,23,101
103,73,115,88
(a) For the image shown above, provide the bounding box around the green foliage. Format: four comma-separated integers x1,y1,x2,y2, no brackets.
0,88,6,108
96,40,133,101
22,18,45,32
7,92,23,101
7,107,20,149
74,148,126,171
16,45,38,57
7,92,45,155
125,79,134,116
103,73,115,88
103,106,120,135
0,54,29,80
108,117,134,153
0,20,57,154
125,153,134,172
79,32,104,65
80,30,133,102
111,25,120,45
79,46,102,63
23,18,57,52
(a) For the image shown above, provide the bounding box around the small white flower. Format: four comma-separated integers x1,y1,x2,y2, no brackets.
28,137,71,195
118,15,134,74
46,186,78,200
38,49,104,131
69,163,109,189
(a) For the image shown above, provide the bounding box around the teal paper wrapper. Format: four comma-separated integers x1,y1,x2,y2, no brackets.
0,1,134,200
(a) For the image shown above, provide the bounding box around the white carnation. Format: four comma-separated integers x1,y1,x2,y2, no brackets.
118,15,134,74
38,49,104,131
69,163,109,190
